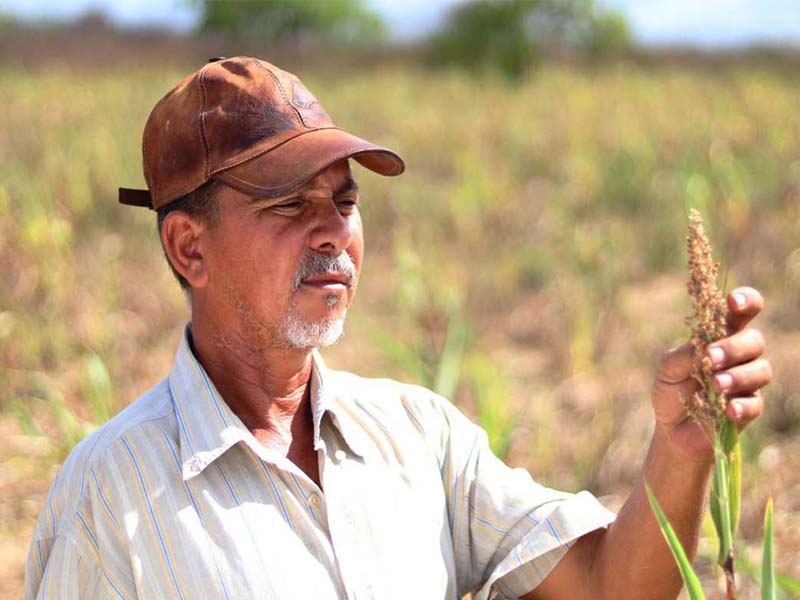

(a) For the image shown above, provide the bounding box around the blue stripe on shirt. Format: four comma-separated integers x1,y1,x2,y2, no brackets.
120,436,186,600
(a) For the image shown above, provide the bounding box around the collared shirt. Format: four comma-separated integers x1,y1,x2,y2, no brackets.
26,329,615,600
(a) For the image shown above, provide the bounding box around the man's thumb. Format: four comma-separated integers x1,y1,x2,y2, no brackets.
656,341,695,385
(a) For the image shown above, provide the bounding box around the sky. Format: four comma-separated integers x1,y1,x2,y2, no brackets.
1,0,799,48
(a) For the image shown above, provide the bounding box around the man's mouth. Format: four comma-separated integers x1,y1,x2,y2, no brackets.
300,274,352,291
292,251,357,293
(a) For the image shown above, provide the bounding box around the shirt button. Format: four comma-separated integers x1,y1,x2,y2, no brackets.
308,493,320,508
334,449,346,462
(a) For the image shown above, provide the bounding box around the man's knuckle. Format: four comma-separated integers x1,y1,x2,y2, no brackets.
744,328,765,350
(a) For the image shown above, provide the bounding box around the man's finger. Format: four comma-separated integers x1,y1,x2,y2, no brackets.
707,328,765,370
712,358,773,396
726,286,764,333
726,393,764,428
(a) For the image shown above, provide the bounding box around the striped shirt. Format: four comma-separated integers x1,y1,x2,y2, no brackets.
26,328,615,600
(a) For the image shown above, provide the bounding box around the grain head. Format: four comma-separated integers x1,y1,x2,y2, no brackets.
685,209,729,425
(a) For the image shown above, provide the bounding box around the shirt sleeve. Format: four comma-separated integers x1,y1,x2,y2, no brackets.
424,392,616,600
27,531,106,600
25,452,134,600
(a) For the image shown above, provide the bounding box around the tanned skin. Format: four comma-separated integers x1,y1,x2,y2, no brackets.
160,159,772,600
524,292,770,600
160,160,363,489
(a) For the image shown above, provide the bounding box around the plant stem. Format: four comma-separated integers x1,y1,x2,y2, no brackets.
713,442,733,562
713,422,738,599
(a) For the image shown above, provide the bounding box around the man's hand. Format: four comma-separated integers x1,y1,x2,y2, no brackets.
652,286,772,460
523,286,773,600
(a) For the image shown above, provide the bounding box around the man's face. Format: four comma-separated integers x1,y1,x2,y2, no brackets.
200,160,363,351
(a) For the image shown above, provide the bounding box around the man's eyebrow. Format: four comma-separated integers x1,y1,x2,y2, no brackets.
334,177,359,195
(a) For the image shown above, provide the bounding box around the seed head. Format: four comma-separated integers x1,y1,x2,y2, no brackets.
685,209,729,424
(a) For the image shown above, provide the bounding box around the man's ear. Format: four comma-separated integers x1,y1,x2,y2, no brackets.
161,212,209,289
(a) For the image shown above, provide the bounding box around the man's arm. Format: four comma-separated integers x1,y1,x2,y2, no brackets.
523,287,770,600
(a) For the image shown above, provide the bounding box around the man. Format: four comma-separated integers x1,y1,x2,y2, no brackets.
26,57,771,599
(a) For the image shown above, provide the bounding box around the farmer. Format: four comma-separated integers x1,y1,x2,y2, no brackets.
26,57,771,600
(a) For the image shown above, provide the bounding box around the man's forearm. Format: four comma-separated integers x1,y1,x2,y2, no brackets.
590,429,713,600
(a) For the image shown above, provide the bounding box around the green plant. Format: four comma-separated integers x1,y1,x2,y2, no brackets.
646,486,777,600
198,0,385,44
426,0,631,79
465,352,515,459
364,297,515,459
646,210,775,599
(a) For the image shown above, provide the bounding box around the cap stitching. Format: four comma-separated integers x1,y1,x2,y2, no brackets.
219,145,401,196
141,112,155,196
198,69,211,180
251,59,306,127
142,147,151,194
153,72,209,205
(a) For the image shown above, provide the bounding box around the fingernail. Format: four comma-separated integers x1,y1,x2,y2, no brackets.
733,292,746,309
716,373,733,391
708,347,725,368
730,401,744,419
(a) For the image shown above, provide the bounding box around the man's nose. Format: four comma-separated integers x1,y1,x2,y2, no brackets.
308,201,355,254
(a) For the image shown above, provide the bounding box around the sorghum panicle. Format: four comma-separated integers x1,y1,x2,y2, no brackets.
685,209,729,424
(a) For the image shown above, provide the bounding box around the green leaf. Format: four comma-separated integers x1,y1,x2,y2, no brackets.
645,482,707,600
83,353,113,425
712,439,733,567
720,413,738,456
735,557,800,597
729,438,742,537
7,397,42,437
433,312,468,401
467,352,514,459
710,418,737,561
710,470,723,557
775,574,800,596
762,497,775,600
360,320,431,385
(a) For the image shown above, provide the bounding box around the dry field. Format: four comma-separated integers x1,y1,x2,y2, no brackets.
2,56,799,598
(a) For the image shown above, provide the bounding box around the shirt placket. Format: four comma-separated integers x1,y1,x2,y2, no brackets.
317,424,381,600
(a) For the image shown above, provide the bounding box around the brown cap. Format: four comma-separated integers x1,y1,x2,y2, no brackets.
119,56,405,210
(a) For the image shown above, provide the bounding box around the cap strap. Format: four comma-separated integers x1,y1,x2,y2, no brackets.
118,188,154,209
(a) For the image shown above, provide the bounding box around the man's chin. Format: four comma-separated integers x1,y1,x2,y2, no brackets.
281,313,346,349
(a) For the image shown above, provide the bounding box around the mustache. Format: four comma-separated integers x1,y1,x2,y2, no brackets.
292,251,357,292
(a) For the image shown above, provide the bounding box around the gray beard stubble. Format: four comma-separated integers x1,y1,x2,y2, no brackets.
281,251,357,348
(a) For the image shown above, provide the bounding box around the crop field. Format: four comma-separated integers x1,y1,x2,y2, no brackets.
2,57,800,597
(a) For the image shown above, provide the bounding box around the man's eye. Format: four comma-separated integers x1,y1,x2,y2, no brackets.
337,196,359,210
270,200,303,212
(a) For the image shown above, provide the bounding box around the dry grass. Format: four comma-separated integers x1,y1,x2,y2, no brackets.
2,55,800,597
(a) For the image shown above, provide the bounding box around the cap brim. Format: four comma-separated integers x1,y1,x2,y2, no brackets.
214,128,405,199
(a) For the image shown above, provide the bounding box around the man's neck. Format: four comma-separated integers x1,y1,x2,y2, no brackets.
188,318,316,448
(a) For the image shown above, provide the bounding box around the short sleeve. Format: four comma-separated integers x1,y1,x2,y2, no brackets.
27,532,105,600
25,459,133,600
430,394,616,600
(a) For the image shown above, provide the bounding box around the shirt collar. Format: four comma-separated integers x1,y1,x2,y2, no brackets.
308,349,371,459
169,326,366,481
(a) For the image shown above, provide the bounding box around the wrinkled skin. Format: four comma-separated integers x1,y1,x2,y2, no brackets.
160,160,362,488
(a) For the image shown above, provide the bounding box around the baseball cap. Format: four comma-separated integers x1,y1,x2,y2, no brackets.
118,56,405,211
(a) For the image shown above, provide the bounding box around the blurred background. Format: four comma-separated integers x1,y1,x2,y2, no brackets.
1,1,799,598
